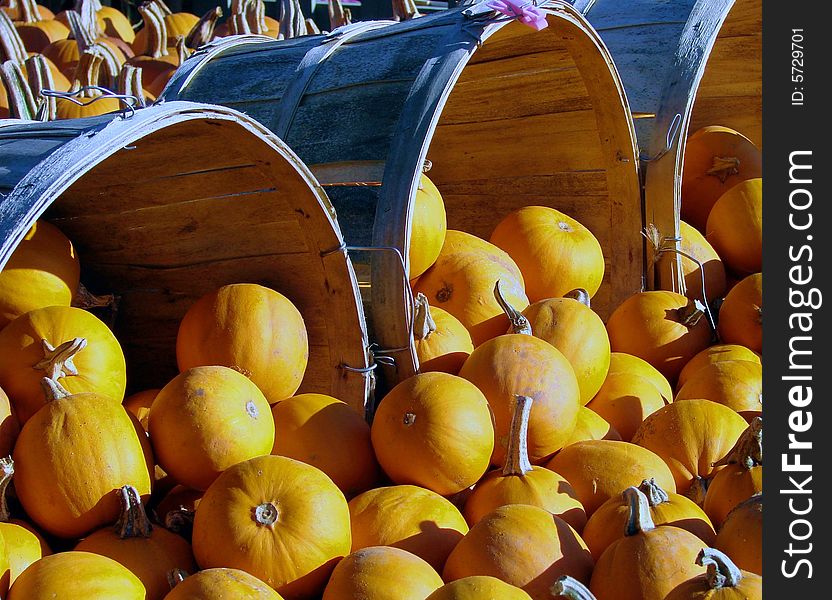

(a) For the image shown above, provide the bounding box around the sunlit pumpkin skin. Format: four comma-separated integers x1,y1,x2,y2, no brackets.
409,174,447,279
122,388,160,431
443,504,594,600
426,576,532,600
490,206,605,301
7,551,144,599
0,220,80,329
176,283,309,404
97,6,136,44
149,366,275,491
677,344,760,391
192,455,351,599
271,393,379,499
164,568,284,599
545,440,676,517
522,295,610,404
660,220,726,302
631,399,748,498
607,353,673,405
131,11,199,55
371,372,493,496
413,295,474,375
55,91,122,119
13,381,152,539
706,178,762,276
0,386,19,458
717,273,762,353
562,406,622,447
589,487,704,600
606,291,712,382
75,486,196,600
681,126,762,232
664,548,763,600
714,494,762,575
586,372,666,442
348,484,468,572
0,510,8,594
675,360,762,419
0,305,127,424
582,479,715,562
459,333,580,466
412,230,529,345
322,546,443,600
15,19,69,54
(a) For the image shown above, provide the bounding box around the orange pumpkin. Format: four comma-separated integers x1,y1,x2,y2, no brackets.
706,178,762,276
717,273,762,353
192,454,351,598
271,393,379,498
443,504,594,600
348,484,468,572
412,230,529,345
148,366,274,491
581,478,715,562
586,372,666,442
122,388,160,431
55,48,123,119
131,1,198,55
681,126,762,232
12,0,69,54
426,576,532,600
409,173,447,279
562,406,621,447
545,440,676,517
371,372,493,496
0,220,80,329
664,548,762,600
660,220,726,302
176,283,308,404
75,485,196,600
490,206,605,301
413,294,473,374
0,386,19,458
606,291,712,382
607,352,673,405
676,344,760,391
463,395,586,532
165,567,284,599
675,360,762,419
97,5,136,44
322,546,443,600
714,494,762,575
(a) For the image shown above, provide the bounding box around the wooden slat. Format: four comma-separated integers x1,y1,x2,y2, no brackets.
432,171,609,198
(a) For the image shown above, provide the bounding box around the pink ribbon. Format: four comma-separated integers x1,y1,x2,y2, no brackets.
485,0,549,31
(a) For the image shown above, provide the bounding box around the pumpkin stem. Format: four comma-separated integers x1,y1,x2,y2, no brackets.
278,0,307,40
638,478,669,507
697,548,743,589
0,456,14,522
34,337,88,381
551,575,597,600
392,0,420,22
502,395,533,476
174,35,189,64
244,0,268,35
305,17,321,34
494,280,532,335
705,156,740,183
164,507,195,538
72,282,119,313
78,0,103,40
0,11,29,64
65,8,95,54
117,64,147,108
0,59,37,120
24,54,57,121
564,288,591,308
713,417,762,470
685,476,709,506
185,6,221,49
166,568,188,590
17,0,42,24
139,1,170,59
677,299,706,328
40,377,72,402
254,501,279,527
328,0,351,29
413,293,437,341
115,485,153,539
623,486,655,536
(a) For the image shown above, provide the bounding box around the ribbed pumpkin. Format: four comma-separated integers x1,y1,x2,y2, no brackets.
703,418,762,527
75,485,195,600
659,220,726,302
443,504,594,600
463,395,586,532
681,126,762,232
122,388,160,432
192,454,351,599
426,576,532,600
522,290,610,404
664,548,762,600
631,399,748,500
322,546,443,600
55,48,123,119
677,344,760,391
606,353,673,405
581,478,715,562
606,291,712,382
370,372,493,496
714,494,762,575
717,273,762,353
12,379,151,538
412,230,529,345
409,173,447,279
271,393,379,499
490,206,605,301
413,294,473,375
586,372,667,442
562,406,621,447
589,488,707,600
706,178,762,276
176,283,308,404
131,0,198,55
0,220,80,329
11,0,69,54
7,551,144,599
164,567,284,599
675,360,762,419
348,484,468,572
0,386,18,458
0,304,126,424
127,2,190,98
148,366,274,491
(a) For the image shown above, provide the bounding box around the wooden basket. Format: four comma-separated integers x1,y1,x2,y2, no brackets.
160,2,643,390
0,101,373,416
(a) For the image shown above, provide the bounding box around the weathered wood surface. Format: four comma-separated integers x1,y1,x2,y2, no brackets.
0,102,372,416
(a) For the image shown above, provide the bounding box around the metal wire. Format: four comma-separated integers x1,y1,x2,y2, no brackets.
40,87,140,119
639,112,682,162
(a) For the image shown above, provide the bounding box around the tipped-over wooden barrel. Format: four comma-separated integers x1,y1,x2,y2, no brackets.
160,2,643,391
0,101,372,416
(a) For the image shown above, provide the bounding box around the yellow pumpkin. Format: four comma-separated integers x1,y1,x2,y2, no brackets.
413,294,474,375
607,353,673,405
426,576,532,600
164,567,284,599
586,372,667,442
706,178,762,276
660,220,726,302
12,0,69,54
717,273,762,353
409,174,447,279
561,406,621,447
0,386,19,458
676,344,760,391
664,548,763,600
675,360,762,419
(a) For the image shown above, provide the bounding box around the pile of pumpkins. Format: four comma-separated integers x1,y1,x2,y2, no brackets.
0,123,762,599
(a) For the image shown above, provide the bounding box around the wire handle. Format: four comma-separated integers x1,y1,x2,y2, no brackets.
40,86,140,118
639,112,682,162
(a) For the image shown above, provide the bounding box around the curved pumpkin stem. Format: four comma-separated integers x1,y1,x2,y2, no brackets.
697,547,743,589
564,288,591,308
139,1,169,59
677,298,706,328
713,417,762,470
328,0,350,29
245,0,268,35
278,0,307,40
78,0,103,40
15,0,42,24
685,476,709,506
638,478,670,507
0,11,28,64
503,395,533,476
552,575,597,600
166,568,188,590
623,486,655,536
34,337,87,380
706,156,740,183
494,280,532,335
164,507,195,537
392,0,420,22
40,377,72,402
24,54,57,120
0,456,14,522
117,63,147,108
185,6,221,49
0,59,36,119
413,292,437,341
115,485,153,539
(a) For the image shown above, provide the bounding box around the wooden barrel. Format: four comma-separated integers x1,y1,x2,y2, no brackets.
574,0,762,290
160,2,643,389
0,101,372,415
